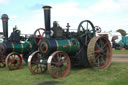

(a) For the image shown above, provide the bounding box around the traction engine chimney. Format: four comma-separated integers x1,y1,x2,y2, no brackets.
43,6,52,38
1,14,9,41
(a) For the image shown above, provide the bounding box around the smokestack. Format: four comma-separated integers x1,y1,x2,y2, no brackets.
1,14,9,41
43,6,52,38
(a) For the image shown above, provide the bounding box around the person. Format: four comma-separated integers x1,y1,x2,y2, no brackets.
9,26,21,43
51,21,64,39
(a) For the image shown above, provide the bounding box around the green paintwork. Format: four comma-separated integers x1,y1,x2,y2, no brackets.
70,38,80,53
13,41,35,54
57,39,69,53
56,38,80,54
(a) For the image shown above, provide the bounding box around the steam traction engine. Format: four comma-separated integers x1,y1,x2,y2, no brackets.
0,14,37,70
28,6,112,78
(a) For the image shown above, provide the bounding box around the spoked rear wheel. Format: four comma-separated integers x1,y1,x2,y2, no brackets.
28,51,47,74
87,36,112,69
48,51,71,78
5,52,23,70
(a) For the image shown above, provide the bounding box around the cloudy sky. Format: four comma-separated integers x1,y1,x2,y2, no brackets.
0,0,128,35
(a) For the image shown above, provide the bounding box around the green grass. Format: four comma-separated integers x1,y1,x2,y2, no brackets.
0,62,128,85
112,49,128,54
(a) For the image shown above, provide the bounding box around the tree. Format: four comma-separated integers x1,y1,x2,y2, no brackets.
116,29,126,36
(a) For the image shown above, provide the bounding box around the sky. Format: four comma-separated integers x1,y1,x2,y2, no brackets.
0,0,128,35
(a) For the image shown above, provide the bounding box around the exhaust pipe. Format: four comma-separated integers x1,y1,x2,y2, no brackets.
43,6,52,38
1,14,9,41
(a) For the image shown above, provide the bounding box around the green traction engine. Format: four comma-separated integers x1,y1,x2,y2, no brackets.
27,6,112,78
0,14,37,70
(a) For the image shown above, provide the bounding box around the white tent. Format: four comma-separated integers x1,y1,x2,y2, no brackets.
96,31,122,45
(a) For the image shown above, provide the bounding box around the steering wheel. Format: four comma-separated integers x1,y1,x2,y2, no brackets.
77,20,95,46
95,26,101,33
34,28,45,46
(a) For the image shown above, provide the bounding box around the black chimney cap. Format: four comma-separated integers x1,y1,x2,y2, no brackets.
43,6,52,9
1,14,9,19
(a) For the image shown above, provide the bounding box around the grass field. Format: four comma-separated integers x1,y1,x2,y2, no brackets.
0,50,128,85
112,49,128,54
0,62,128,85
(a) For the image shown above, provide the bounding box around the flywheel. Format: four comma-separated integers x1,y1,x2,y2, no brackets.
87,36,112,69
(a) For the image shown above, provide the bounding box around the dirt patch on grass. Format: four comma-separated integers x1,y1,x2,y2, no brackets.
112,54,128,62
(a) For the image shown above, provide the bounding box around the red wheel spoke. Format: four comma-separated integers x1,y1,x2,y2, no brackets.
35,37,40,39
56,54,61,63
37,39,41,46
37,53,41,60
17,58,20,61
94,49,101,53
95,54,104,60
32,60,38,64
96,43,101,49
51,61,58,65
33,65,38,72
101,43,107,50
99,39,102,46
40,66,43,72
37,65,39,72
42,33,44,38
11,55,15,61
38,30,42,37
55,67,60,75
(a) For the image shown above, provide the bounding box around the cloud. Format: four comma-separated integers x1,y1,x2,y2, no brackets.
89,0,120,14
51,2,90,17
0,0,9,4
10,15,18,19
82,0,128,32
13,0,128,34
16,11,44,34
50,0,127,32
27,3,44,10
119,0,128,12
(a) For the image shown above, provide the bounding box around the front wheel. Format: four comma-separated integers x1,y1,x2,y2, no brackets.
28,50,47,74
47,51,71,78
5,52,23,70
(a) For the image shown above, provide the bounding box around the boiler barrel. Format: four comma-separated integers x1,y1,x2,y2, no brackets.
0,41,35,54
39,38,80,55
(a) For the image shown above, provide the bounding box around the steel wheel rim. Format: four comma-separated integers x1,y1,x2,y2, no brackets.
28,51,47,74
95,37,112,69
87,36,112,69
5,52,22,70
48,51,71,78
